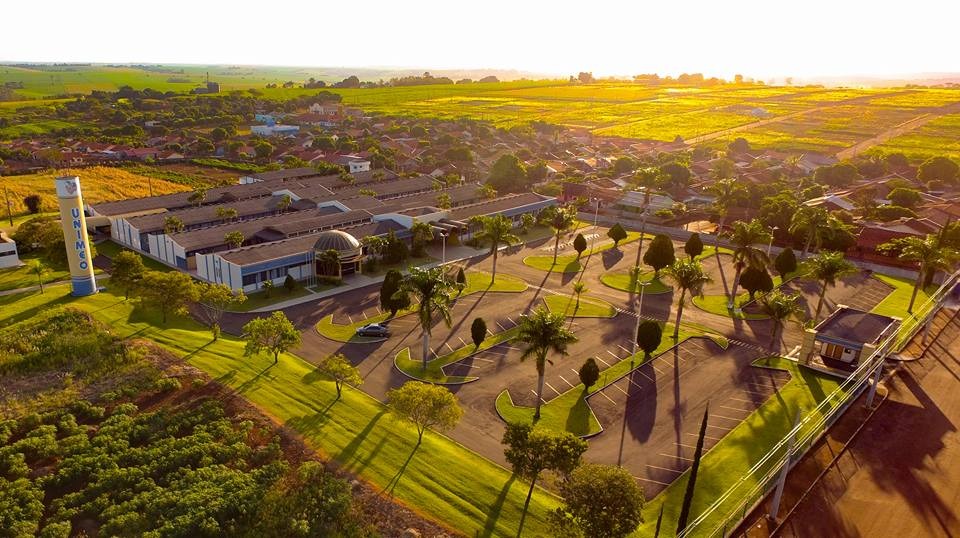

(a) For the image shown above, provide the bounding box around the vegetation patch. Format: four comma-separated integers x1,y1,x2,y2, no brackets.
542,294,617,318
692,293,770,320
599,271,673,294
522,231,643,273
394,327,519,384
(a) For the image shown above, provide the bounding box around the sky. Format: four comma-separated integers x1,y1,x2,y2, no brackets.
4,0,958,79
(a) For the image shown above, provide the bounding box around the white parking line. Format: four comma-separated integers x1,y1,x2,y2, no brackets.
597,355,612,367
458,336,467,347
473,357,494,363
728,396,756,404
635,475,672,486
597,390,616,404
660,453,694,462
635,369,656,383
719,404,752,413
645,464,683,474
362,311,368,319
444,342,454,352
375,306,382,314
347,315,354,324
706,424,731,432
685,432,723,442
617,344,632,354
711,414,744,422
675,441,698,449
611,383,628,395
506,316,515,325
496,322,506,331
545,381,561,396
558,375,576,389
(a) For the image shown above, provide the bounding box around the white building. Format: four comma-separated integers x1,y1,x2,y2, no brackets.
0,231,21,269
250,124,300,137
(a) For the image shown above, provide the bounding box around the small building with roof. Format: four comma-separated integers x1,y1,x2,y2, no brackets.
799,305,900,377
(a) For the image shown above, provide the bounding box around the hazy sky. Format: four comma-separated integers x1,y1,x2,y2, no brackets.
5,0,958,78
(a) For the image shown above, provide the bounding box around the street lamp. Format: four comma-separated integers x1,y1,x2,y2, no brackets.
767,226,779,257
440,230,448,265
630,280,652,359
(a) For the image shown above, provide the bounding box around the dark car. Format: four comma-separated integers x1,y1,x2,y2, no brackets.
356,323,390,337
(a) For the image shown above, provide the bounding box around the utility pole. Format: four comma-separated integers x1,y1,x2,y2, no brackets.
3,185,12,226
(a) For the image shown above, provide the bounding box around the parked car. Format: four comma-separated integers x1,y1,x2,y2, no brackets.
356,323,390,337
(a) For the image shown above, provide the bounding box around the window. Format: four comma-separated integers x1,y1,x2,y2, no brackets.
821,342,844,360
242,274,257,286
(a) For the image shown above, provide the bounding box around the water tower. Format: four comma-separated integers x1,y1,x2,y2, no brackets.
55,176,98,296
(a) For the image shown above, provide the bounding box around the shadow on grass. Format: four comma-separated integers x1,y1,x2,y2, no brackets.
565,390,592,434
384,442,421,495
335,409,388,466
481,473,518,538
235,363,276,394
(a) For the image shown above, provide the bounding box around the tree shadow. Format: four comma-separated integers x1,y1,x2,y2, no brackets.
602,248,624,270
481,473,518,538
384,442,421,495
626,361,658,442
335,409,387,464
565,389,592,433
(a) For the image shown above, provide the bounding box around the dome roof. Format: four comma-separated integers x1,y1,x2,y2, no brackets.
313,229,361,252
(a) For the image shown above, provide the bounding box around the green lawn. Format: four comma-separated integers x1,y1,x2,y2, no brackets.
871,274,934,318
0,253,71,292
637,357,846,536
395,327,519,384
496,325,726,437
230,285,318,312
315,271,527,343
522,231,644,273
542,293,617,318
599,271,673,294
692,293,770,320
0,287,561,537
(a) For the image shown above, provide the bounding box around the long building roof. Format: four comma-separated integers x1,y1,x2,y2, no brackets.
124,194,310,233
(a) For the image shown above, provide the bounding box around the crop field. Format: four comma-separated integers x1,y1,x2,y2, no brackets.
3,64,960,158
871,113,960,160
0,166,189,215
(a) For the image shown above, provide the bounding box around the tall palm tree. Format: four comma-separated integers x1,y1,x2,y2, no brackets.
474,214,520,281
547,205,577,265
707,178,747,291
802,251,856,322
879,234,959,312
789,206,830,258
398,266,455,369
727,219,772,309
317,249,341,278
664,259,711,339
760,290,802,352
572,281,587,311
516,306,578,419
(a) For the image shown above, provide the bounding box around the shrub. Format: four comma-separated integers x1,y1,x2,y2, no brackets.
154,377,182,392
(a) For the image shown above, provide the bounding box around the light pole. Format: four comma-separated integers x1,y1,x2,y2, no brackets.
440,230,448,265
630,280,651,359
767,226,779,257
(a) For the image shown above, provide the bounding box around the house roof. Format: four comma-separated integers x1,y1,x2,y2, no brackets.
815,306,899,346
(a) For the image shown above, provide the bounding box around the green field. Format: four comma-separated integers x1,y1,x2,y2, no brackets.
3,64,960,158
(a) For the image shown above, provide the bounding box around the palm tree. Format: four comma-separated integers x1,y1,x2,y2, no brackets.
547,206,577,265
317,249,341,278
879,234,959,312
516,306,578,419
572,281,587,310
664,259,711,339
727,219,772,309
410,220,434,257
789,206,830,258
760,290,802,352
398,266,455,369
707,178,747,291
474,214,520,281
277,194,292,213
32,260,47,293
802,251,857,322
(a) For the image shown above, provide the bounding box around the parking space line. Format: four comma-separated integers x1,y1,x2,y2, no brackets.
646,464,683,474
712,414,744,422
606,350,620,359
675,441,698,449
496,321,506,331
558,375,575,388
362,311,368,319
650,363,664,375
506,316,515,326
719,404,752,413
727,396,756,404
685,432,723,442
347,315,354,324
375,306,382,314
635,369,656,383
617,344,632,355
545,381,561,396
458,336,467,347
596,355,612,367
706,424,732,432
635,475,672,486
473,357,494,363
612,383,628,395
596,390,616,404
660,453,694,462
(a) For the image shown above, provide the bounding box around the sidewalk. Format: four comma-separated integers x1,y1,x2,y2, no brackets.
245,244,488,313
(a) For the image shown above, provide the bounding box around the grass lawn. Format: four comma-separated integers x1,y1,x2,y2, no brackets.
542,293,617,318
599,271,673,294
637,357,846,536
95,240,175,272
496,324,726,437
0,211,59,234
0,253,71,292
693,293,770,320
0,287,561,537
315,271,527,343
522,231,644,273
395,327,519,384
230,286,317,312
871,274,934,318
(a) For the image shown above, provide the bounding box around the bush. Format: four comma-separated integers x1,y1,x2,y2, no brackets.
154,377,182,392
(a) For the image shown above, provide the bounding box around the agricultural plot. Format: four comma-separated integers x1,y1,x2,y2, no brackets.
871,112,960,160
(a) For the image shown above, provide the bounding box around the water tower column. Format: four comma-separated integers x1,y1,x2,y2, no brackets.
55,176,98,296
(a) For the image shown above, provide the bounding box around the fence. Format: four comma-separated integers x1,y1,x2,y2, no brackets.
677,268,960,538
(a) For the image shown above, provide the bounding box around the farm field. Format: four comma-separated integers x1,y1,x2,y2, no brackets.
3,64,960,158
0,166,189,215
